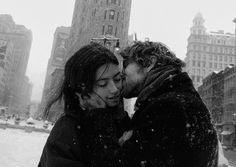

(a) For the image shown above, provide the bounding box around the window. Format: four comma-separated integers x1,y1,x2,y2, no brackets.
104,10,107,19
116,12,119,22
192,60,196,66
109,10,115,20
111,0,117,4
115,27,117,36
203,62,205,67
224,56,227,62
198,54,201,60
214,63,217,69
102,25,105,35
209,62,212,68
219,55,222,61
197,76,200,82
197,61,200,67
118,0,121,5
209,54,212,60
219,63,222,69
106,25,113,35
214,55,217,61
92,8,96,16
203,55,206,60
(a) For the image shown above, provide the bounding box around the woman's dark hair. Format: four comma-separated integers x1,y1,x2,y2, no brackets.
45,42,119,117
120,41,185,69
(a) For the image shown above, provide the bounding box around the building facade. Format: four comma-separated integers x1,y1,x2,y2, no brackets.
38,26,70,120
67,0,132,57
198,66,236,148
198,71,224,124
0,15,32,117
184,13,236,89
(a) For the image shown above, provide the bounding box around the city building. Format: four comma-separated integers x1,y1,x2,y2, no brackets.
67,0,132,57
222,65,236,148
0,14,32,117
184,13,236,89
39,26,70,120
198,71,224,124
198,65,236,148
0,39,13,106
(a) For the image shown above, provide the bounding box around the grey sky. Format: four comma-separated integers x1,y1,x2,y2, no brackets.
0,0,235,101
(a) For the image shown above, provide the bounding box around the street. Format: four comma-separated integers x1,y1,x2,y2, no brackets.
0,128,48,167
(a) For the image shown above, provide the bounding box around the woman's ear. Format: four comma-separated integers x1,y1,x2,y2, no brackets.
147,56,157,72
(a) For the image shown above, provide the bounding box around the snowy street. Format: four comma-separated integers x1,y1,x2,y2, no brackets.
0,128,48,167
0,127,236,167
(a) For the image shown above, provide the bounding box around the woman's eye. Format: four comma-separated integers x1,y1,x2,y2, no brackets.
114,75,121,82
97,81,107,87
114,78,121,82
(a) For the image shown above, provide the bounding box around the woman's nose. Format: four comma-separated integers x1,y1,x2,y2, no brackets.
109,81,119,94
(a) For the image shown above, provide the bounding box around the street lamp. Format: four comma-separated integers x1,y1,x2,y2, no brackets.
91,36,122,70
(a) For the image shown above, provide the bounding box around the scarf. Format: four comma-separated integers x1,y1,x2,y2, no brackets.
134,65,181,111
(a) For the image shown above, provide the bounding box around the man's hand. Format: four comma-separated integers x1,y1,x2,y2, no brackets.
76,92,106,111
119,130,133,146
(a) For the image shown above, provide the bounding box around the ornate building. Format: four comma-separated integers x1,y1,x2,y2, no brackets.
184,13,236,89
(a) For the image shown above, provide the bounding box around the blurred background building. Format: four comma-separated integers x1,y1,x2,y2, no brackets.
0,14,32,118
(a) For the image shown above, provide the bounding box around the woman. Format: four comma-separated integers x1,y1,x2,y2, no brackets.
38,43,130,167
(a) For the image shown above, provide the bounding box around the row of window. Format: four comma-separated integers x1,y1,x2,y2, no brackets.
190,34,234,46
191,53,235,62
191,60,232,69
106,0,121,5
191,75,203,83
189,45,235,54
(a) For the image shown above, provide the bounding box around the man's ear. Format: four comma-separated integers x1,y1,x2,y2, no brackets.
146,56,157,72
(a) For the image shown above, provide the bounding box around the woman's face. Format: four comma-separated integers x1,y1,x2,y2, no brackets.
93,63,122,107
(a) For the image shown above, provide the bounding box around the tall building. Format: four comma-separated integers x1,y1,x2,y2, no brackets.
39,26,70,120
0,14,32,117
184,13,236,89
67,0,132,57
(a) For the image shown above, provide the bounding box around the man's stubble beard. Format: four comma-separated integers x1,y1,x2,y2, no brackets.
122,80,142,99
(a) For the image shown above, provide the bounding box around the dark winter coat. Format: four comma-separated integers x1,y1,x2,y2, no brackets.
119,71,219,167
38,107,130,167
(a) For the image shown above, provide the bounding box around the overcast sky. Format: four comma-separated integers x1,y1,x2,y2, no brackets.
0,0,235,101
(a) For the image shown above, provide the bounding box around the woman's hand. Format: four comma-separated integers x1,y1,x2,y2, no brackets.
76,92,106,111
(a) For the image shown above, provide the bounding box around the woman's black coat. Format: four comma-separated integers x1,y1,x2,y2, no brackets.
38,108,130,167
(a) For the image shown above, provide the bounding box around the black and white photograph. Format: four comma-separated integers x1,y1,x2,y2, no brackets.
0,0,235,166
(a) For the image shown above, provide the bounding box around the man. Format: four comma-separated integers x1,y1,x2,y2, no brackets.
119,41,218,167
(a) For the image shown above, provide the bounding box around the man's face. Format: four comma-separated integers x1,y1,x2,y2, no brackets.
122,61,147,98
